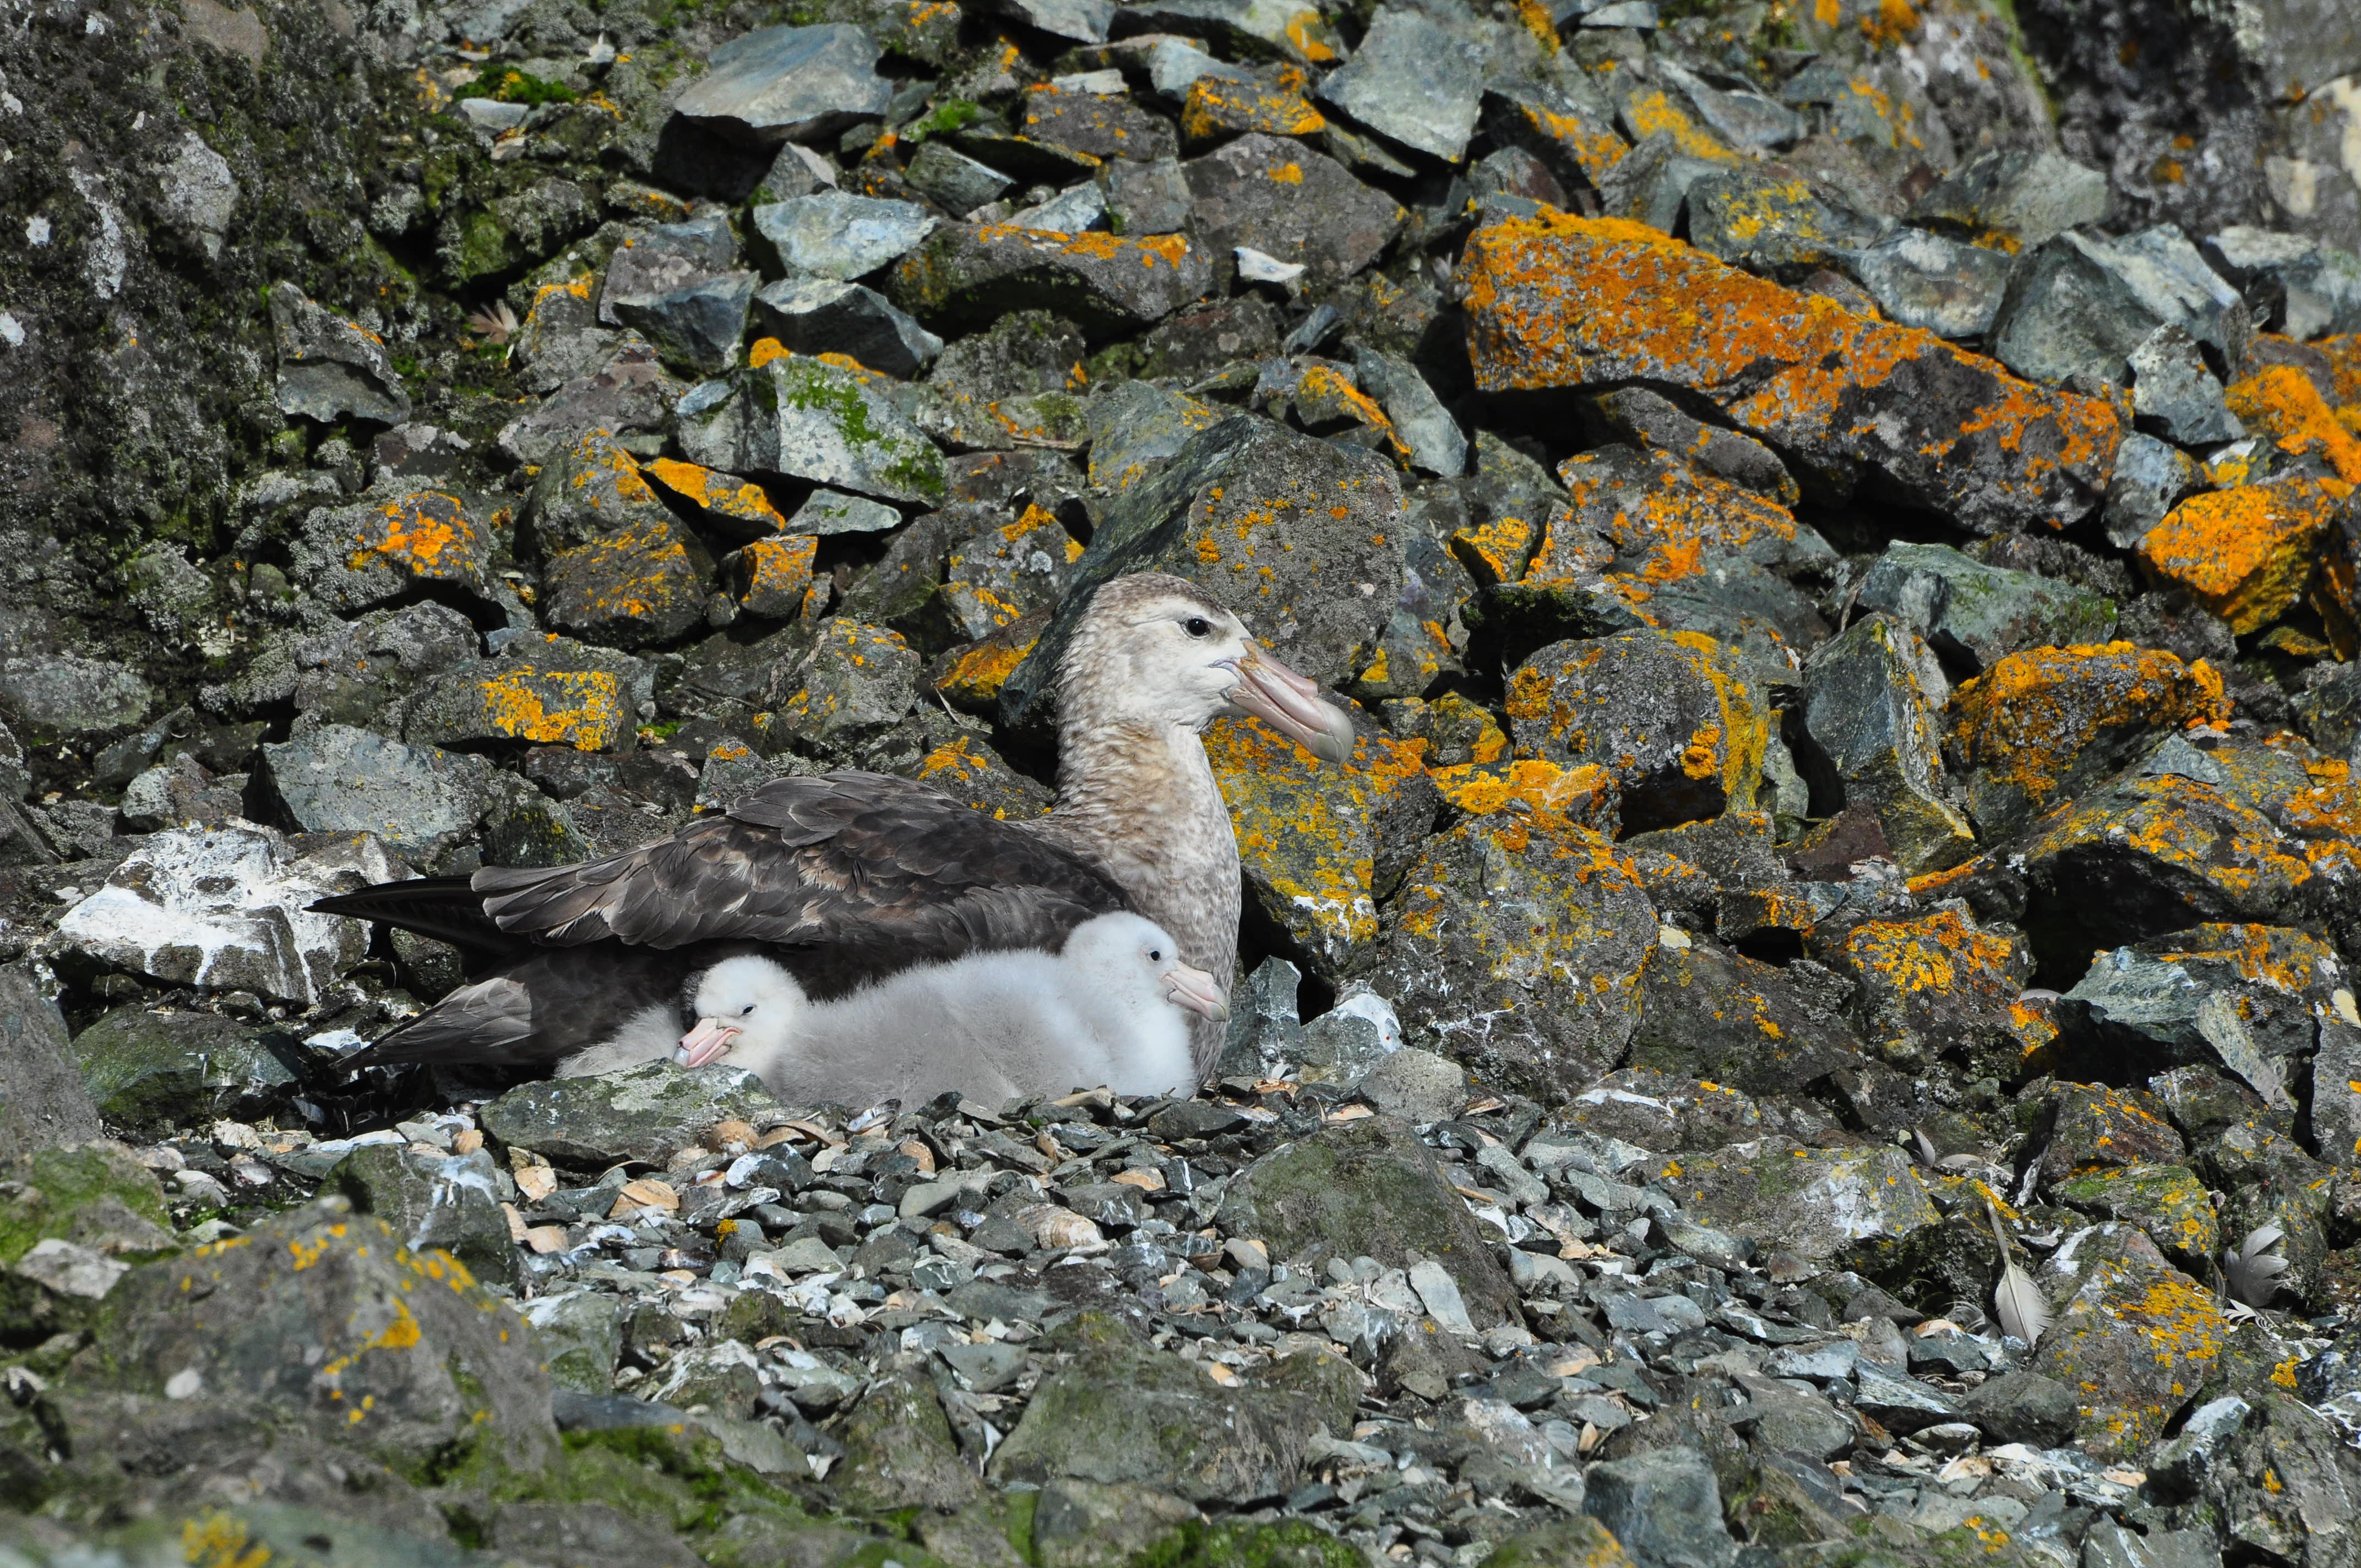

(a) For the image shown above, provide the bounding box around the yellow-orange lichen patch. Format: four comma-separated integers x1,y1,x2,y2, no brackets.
1429,758,1617,832
736,533,818,618
1450,511,1541,586
471,665,629,751
343,491,488,590
933,621,1042,711
913,733,1047,820
1461,213,2120,533
2137,475,2353,633
2319,334,2361,433
1492,92,1628,192
645,456,787,535
1179,78,1325,142
1556,445,1799,587
1206,715,1432,970
2224,364,2361,482
1946,643,2231,826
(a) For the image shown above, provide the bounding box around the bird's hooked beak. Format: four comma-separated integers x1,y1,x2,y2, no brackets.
674,1018,741,1069
1225,640,1356,764
1162,963,1231,1022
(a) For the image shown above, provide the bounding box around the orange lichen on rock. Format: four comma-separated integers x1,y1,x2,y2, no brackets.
2319,334,2361,432
1945,642,2231,829
1490,91,1628,192
1450,511,1541,586
1460,213,2120,533
2224,364,2361,481
645,456,787,535
736,534,818,618
1555,446,1799,588
1205,716,1433,971
1178,78,1325,142
344,491,488,589
2136,475,2352,633
471,665,630,752
1428,758,1617,832
932,618,1044,711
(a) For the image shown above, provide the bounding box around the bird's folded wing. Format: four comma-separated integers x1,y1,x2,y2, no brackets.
341,976,536,1068
469,772,1127,957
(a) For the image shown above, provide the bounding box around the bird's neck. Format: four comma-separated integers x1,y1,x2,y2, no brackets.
1048,717,1230,868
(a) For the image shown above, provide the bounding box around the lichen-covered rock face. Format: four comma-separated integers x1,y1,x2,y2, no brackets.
2031,1223,2227,1461
1507,630,1767,836
1463,214,2123,533
1369,812,1656,1100
1656,1142,1940,1264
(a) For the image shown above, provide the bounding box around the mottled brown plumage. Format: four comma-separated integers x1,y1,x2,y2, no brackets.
320,571,1354,1084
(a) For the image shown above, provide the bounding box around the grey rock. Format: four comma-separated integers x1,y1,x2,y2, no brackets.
2058,946,2294,1109
489,1502,702,1568
1314,7,1487,165
1582,387,1798,504
156,130,238,259
1598,133,1731,232
69,1006,293,1137
1084,378,1217,491
597,210,739,325
1216,956,1305,1080
1032,1480,1200,1568
905,141,1016,214
889,220,1214,336
90,1197,557,1472
752,276,943,378
1003,415,1403,727
1687,166,1891,280
1012,179,1109,233
679,353,946,505
1797,615,1974,876
788,486,905,535
766,619,922,758
1184,133,1405,287
117,754,246,832
987,0,1114,42
1659,1140,1938,1261
400,637,652,755
611,269,759,376
0,965,102,1157
0,655,153,735
1992,226,2252,389
993,1339,1357,1502
1097,156,1193,235
671,24,894,148
1138,36,1253,100
498,336,687,466
2205,225,2361,340
2103,431,2205,549
53,824,399,1006
1297,987,1400,1088
269,281,410,425
1849,1360,1959,1433
1954,1369,2080,1447
1854,541,2117,671
751,192,939,281
1909,148,2112,249
1583,1446,1737,1568
1354,1047,1465,1124
327,1143,516,1286
1352,345,1465,477
1214,1113,1518,1327
480,1059,780,1167
1846,226,2012,338
2128,323,2244,446
260,725,498,860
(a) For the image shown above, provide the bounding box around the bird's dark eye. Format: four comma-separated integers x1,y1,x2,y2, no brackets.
740,1004,757,1015
1184,617,1210,638
1148,948,1162,961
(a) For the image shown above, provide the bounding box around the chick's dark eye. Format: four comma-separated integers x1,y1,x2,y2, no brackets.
740,1004,757,1016
1149,948,1163,961
1184,617,1210,638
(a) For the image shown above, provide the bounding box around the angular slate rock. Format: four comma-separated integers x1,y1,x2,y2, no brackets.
670,24,894,148
260,724,498,859
1184,133,1405,288
1314,6,1487,164
1908,148,2112,249
480,1060,780,1168
752,192,939,280
891,224,1214,337
679,352,946,505
269,282,410,426
1991,226,2252,390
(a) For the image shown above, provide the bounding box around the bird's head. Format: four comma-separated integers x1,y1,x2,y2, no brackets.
1059,574,1356,763
1063,912,1230,1022
676,955,806,1069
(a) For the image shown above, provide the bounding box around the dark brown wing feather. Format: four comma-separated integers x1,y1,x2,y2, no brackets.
309,876,515,953
341,943,704,1070
469,772,1127,959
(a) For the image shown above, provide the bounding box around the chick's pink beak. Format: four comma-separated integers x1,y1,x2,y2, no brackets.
675,1018,741,1069
1162,964,1231,1022
1226,640,1356,765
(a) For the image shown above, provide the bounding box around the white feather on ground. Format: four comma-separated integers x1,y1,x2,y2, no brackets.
1987,1201,2052,1348
2224,1224,2289,1308
692,913,1203,1107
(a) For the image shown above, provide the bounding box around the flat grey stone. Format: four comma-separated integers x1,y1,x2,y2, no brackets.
611,269,758,375
260,723,498,858
752,276,944,377
2128,323,2244,445
1992,225,2251,388
1846,226,2011,338
905,141,1015,214
752,192,939,280
481,1059,781,1167
672,24,893,146
1352,345,1466,476
1910,148,2112,249
987,0,1114,43
1315,7,1487,164
788,486,905,536
269,281,410,425
597,209,740,325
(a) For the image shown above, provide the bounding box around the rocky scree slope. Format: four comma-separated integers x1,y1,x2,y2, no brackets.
7,0,2361,1562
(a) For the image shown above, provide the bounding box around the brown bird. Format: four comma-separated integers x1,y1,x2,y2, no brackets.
315,573,1356,1086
